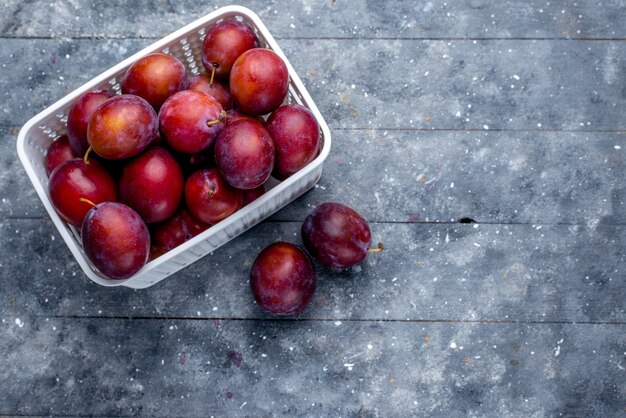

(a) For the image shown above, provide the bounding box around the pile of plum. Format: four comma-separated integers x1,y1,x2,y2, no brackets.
44,19,377,315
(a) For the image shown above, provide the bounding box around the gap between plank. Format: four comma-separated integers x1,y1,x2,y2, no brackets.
332,127,626,133
3,124,626,134
0,414,137,418
41,314,626,326
1,35,626,42
1,216,625,227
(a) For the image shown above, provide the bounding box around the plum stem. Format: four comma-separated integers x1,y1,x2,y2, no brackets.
207,185,216,198
368,243,384,253
206,110,227,127
209,63,218,87
79,197,97,209
83,146,93,164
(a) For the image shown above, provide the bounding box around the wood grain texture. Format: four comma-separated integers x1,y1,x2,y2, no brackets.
1,0,625,39
1,219,624,323
2,38,625,130
1,317,624,417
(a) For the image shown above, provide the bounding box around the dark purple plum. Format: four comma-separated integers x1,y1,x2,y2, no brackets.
87,95,158,160
45,134,77,176
184,168,243,224
214,119,274,190
250,242,316,315
224,108,264,125
187,73,233,110
159,90,225,154
301,202,373,268
201,19,259,80
48,158,117,227
119,146,184,223
151,208,210,256
82,202,150,280
174,147,216,177
266,104,320,179
230,48,289,115
67,90,114,155
122,53,188,111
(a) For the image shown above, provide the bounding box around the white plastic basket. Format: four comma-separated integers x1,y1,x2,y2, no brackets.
16,6,331,289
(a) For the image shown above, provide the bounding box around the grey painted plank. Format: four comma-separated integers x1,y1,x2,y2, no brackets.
0,127,34,217
2,38,626,130
2,0,626,40
1,317,624,417
6,127,626,225
1,219,624,323
291,38,626,131
274,129,626,225
1,38,147,128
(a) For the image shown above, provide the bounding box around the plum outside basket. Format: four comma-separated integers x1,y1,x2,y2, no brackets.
16,6,332,289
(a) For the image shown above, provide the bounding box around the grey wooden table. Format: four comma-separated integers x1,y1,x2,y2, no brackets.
1,1,625,417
